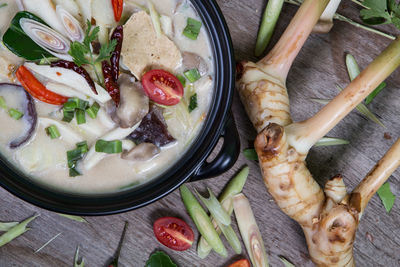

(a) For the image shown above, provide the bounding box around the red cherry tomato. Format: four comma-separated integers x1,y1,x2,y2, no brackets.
153,217,194,251
228,259,251,267
142,69,184,106
112,0,123,22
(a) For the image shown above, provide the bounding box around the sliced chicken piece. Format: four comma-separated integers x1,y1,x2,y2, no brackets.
122,11,182,79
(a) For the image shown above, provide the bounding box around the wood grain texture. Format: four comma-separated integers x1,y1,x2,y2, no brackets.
1,1,400,266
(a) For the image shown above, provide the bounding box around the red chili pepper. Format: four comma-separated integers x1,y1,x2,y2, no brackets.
110,26,123,82
112,0,123,22
50,60,98,95
16,66,68,105
102,61,120,106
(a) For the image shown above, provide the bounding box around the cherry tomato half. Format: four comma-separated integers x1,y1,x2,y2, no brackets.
228,259,251,267
142,69,184,106
153,217,194,251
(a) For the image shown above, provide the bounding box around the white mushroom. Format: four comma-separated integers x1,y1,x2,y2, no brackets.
121,143,160,162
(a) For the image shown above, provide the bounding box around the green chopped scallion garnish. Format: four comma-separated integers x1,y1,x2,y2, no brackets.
67,148,84,168
95,140,123,154
183,17,202,40
188,93,198,113
177,74,186,87
184,69,201,83
45,125,61,139
75,109,86,125
76,141,89,154
86,102,100,119
8,108,24,120
62,110,75,122
69,97,89,110
69,167,81,177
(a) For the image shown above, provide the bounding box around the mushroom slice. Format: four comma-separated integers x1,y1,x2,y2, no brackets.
182,52,208,76
121,143,160,162
116,74,149,128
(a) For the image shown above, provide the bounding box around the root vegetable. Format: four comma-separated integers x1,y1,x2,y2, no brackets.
237,0,400,265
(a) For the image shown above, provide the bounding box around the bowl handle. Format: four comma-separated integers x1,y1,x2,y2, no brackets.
191,112,240,181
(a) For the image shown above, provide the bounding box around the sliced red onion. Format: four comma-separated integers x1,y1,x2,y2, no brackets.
0,83,37,149
56,5,84,42
19,18,73,61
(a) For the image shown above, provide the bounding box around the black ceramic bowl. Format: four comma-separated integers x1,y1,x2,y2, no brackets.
0,0,238,215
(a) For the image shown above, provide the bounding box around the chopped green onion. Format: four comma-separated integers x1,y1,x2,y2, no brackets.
0,215,39,247
69,97,89,110
183,17,202,40
86,102,100,119
69,167,81,177
45,125,61,139
62,110,75,122
8,108,24,120
63,101,77,112
180,185,227,257
177,74,186,87
95,139,123,154
188,93,198,113
76,141,89,154
184,69,201,83
67,148,83,168
196,188,231,226
76,109,86,125
0,96,7,109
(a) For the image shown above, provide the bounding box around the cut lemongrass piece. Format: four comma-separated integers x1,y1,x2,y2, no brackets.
216,219,242,254
74,246,85,267
0,215,39,247
0,222,18,232
345,54,360,81
197,166,249,258
196,188,231,226
233,194,269,267
57,213,87,223
148,0,162,37
180,185,227,257
314,137,349,147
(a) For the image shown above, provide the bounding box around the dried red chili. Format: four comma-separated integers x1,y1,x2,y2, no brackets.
110,26,123,82
102,61,120,106
50,60,98,95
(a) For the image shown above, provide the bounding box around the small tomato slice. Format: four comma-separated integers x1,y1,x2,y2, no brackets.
142,69,184,106
112,0,123,22
228,259,251,267
153,217,194,251
16,66,68,105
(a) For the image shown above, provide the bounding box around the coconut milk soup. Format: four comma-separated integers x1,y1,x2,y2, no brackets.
0,0,214,193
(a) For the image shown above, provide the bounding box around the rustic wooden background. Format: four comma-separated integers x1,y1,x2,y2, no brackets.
1,1,400,266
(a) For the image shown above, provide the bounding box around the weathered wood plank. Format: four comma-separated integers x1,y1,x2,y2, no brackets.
1,1,399,266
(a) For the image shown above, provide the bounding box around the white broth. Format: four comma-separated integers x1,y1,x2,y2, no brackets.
0,0,214,193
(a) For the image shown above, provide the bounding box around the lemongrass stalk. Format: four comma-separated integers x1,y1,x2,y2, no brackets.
313,0,341,33
286,37,400,154
258,0,330,79
255,0,285,57
196,188,231,226
0,215,39,247
197,167,249,258
345,54,360,81
216,217,242,254
233,193,269,267
0,222,18,232
180,185,227,257
314,137,349,147
350,139,400,217
74,246,85,267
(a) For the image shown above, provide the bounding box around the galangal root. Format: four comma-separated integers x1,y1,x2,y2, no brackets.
236,0,400,266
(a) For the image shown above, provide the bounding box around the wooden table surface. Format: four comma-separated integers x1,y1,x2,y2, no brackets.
1,1,400,266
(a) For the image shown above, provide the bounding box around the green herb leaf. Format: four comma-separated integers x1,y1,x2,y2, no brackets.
145,251,177,267
8,108,24,120
95,39,117,63
188,93,198,113
69,42,90,66
45,125,61,139
365,82,387,105
184,69,201,83
177,74,186,87
360,0,400,30
57,213,87,223
377,182,396,213
243,148,258,161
